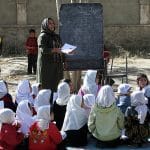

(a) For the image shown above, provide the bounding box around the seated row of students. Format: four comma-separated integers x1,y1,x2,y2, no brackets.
0,71,150,149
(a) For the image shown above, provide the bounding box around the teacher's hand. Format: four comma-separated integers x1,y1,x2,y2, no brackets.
52,48,61,53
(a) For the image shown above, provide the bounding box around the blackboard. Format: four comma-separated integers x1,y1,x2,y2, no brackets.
59,3,104,70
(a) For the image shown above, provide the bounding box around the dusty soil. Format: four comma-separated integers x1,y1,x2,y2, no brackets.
0,56,150,98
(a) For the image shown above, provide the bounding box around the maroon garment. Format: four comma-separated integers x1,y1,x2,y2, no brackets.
0,124,24,150
25,37,38,54
0,93,16,112
29,122,62,150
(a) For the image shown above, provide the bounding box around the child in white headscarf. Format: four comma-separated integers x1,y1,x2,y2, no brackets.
34,89,51,112
125,91,149,146
31,83,42,99
88,85,124,148
53,82,70,130
15,79,34,105
0,80,16,112
0,108,24,150
82,94,95,117
16,100,36,136
29,105,63,150
78,70,100,97
117,83,132,114
61,95,88,147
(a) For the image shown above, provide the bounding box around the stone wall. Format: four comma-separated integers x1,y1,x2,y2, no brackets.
0,0,150,56
105,25,150,56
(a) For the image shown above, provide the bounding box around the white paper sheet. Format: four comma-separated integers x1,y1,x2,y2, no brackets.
61,43,77,54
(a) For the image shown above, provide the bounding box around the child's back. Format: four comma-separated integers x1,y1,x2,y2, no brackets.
29,105,62,150
88,85,124,148
0,109,24,150
29,122,62,150
125,91,149,146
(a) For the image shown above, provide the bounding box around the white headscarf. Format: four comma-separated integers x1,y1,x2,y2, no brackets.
81,70,98,96
56,82,70,106
31,83,41,98
0,80,7,99
16,100,35,135
118,83,131,95
131,91,148,124
0,108,15,131
96,85,116,107
61,95,88,131
83,94,95,117
34,89,51,111
83,94,95,108
37,105,51,131
15,80,33,104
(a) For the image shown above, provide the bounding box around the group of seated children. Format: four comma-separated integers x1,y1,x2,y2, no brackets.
0,71,149,149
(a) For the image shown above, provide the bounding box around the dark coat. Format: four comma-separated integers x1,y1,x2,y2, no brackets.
36,18,64,92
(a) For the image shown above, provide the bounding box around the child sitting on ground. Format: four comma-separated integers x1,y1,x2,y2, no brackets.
0,108,24,149
88,85,124,148
125,91,149,147
136,73,150,110
117,83,132,114
0,80,16,112
82,94,95,117
29,105,63,150
61,95,88,147
53,82,71,130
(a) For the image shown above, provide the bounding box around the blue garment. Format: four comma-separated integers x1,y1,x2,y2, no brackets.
117,95,131,114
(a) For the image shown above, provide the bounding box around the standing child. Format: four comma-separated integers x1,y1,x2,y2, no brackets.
125,91,149,147
29,105,62,150
25,29,38,75
0,108,24,150
88,85,124,148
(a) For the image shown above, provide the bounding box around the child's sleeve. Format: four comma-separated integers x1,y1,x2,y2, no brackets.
88,106,96,133
48,123,62,144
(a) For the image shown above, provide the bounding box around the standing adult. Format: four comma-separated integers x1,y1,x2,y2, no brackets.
37,18,65,92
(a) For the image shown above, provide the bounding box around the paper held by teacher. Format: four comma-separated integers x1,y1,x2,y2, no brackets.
61,43,77,54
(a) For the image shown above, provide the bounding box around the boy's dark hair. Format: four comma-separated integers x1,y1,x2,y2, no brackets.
29,29,35,33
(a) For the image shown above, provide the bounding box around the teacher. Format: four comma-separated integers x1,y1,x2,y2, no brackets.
37,18,65,92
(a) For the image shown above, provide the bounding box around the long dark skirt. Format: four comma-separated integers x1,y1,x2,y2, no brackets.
65,124,88,147
53,101,66,130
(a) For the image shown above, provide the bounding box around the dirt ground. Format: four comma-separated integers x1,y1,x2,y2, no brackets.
0,56,150,98
0,56,150,149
